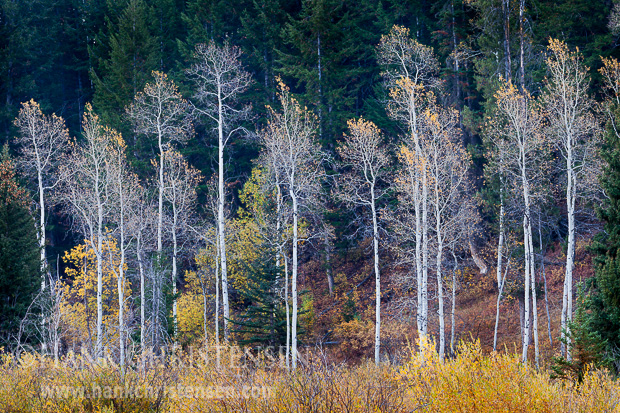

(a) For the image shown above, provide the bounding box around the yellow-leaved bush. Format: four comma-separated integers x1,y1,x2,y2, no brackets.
1,340,619,412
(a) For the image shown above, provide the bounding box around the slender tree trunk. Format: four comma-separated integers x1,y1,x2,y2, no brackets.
217,89,230,341
95,174,104,359
284,253,290,369
275,182,291,369
325,234,334,296
414,174,423,338
450,262,457,355
37,171,47,284
422,171,429,336
291,190,299,369
37,169,47,353
215,233,220,368
527,216,539,367
562,151,575,360
172,213,178,343
521,204,530,361
497,185,505,287
157,141,164,254
494,260,509,351
371,185,381,365
436,230,445,359
118,220,126,375
138,234,145,356
539,217,552,347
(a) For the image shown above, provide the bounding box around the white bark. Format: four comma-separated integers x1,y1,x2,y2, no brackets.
259,80,323,369
544,40,598,360
336,118,388,365
187,42,251,341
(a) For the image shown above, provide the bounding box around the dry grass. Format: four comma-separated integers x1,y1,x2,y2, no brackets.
1,341,619,412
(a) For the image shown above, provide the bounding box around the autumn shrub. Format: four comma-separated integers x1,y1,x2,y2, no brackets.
2,342,620,412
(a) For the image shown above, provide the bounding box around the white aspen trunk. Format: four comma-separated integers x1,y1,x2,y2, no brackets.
138,234,145,355
118,238,125,374
215,233,220,368
291,190,299,370
414,175,423,339
153,261,159,349
118,169,126,374
215,251,219,346
284,253,290,369
436,218,445,360
494,185,505,351
37,170,47,285
202,280,208,350
157,141,164,254
450,266,456,355
539,222,552,347
275,182,290,369
522,213,531,362
96,176,104,359
172,210,178,342
37,169,47,354
527,218,539,366
562,149,575,360
497,187,505,287
371,184,381,365
217,87,230,341
155,136,164,351
421,171,429,336
325,235,334,296
520,149,531,362
493,267,506,352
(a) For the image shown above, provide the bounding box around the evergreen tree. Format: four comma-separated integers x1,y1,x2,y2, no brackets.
279,0,387,148
586,103,620,356
90,0,159,135
552,286,609,382
0,146,41,345
232,245,288,348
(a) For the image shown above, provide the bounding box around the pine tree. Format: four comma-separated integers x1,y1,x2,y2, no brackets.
0,146,41,345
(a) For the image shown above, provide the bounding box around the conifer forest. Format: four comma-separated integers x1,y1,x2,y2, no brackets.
3,0,620,411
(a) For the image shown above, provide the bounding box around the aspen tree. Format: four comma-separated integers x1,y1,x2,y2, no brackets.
489,82,545,364
543,39,600,359
336,118,389,365
127,71,192,257
162,150,201,343
14,100,69,285
61,104,117,358
378,25,438,341
187,41,251,341
422,105,471,360
260,79,325,369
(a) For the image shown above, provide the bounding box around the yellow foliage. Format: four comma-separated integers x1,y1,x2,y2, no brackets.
1,342,620,412
60,237,131,350
177,286,207,346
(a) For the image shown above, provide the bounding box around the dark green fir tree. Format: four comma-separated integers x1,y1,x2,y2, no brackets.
232,246,288,348
584,104,620,361
0,146,41,346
